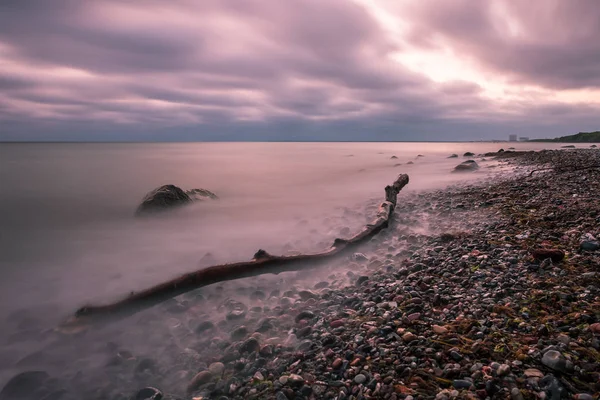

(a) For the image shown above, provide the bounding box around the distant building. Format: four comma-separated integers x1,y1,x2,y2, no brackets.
509,134,517,142
519,137,530,142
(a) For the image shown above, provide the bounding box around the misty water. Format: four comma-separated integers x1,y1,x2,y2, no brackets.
0,141,570,397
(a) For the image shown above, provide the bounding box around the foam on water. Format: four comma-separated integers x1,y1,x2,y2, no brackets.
0,141,567,394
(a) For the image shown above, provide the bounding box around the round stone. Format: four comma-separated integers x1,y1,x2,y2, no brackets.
541,350,573,373
187,371,213,393
208,362,225,375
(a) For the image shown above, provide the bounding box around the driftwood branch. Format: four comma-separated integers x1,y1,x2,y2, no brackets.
64,174,409,327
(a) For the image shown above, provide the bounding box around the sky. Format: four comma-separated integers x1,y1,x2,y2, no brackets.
1,0,599,141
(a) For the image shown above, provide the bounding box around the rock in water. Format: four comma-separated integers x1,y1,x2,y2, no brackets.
463,152,475,157
136,184,217,216
453,160,479,172
136,184,191,215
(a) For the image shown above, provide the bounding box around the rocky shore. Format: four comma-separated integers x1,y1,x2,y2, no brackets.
2,149,599,400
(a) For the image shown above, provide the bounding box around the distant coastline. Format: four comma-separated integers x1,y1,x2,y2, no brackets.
530,130,600,143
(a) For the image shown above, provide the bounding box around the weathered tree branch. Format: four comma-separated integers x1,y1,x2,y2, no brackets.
62,174,409,327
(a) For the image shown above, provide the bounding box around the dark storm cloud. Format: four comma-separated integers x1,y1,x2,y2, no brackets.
0,0,598,140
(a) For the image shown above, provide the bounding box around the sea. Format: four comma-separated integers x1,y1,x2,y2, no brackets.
0,141,571,397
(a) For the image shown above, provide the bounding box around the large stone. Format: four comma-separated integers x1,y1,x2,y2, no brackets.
453,160,479,172
541,350,573,373
136,184,217,216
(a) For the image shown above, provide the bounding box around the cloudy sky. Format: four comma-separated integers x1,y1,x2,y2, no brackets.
1,0,599,141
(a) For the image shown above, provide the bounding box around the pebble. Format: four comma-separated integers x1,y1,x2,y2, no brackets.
402,332,417,342
239,337,260,353
187,370,213,393
276,391,289,400
541,350,574,373
452,380,472,389
407,312,421,321
432,325,448,334
524,368,544,378
230,326,249,341
497,364,510,377
57,149,600,399
330,319,345,328
288,374,304,387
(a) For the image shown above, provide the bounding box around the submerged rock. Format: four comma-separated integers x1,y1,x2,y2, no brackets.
453,160,479,172
463,152,475,157
135,184,217,216
448,154,458,158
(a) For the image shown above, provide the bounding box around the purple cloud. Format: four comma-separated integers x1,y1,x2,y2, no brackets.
0,0,598,140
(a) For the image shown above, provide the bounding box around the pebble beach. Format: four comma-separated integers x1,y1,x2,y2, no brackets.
2,148,599,400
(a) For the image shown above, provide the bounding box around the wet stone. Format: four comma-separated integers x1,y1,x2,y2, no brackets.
209,362,225,376
187,370,213,393
296,326,312,338
240,337,260,353
195,321,215,333
295,311,315,323
314,281,329,289
256,317,275,332
134,387,163,400
231,326,249,341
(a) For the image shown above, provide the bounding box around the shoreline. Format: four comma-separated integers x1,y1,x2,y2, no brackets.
1,149,599,400
176,149,599,400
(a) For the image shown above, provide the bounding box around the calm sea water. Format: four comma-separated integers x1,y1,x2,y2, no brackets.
0,141,569,393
